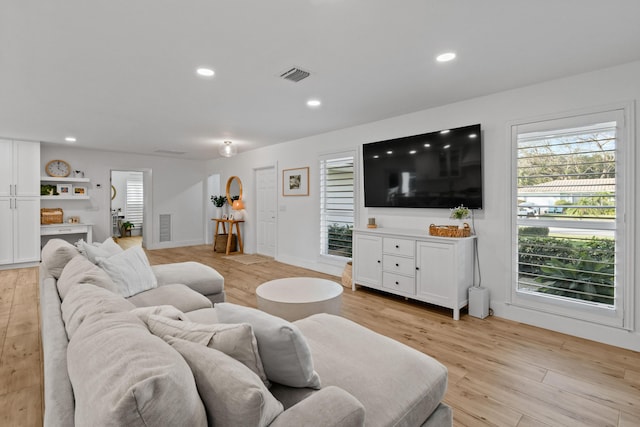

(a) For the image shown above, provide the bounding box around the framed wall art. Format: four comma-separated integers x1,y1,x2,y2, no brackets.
73,186,87,196
283,167,309,196
56,184,72,195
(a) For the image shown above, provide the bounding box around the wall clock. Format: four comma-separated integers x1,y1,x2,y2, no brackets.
45,159,71,177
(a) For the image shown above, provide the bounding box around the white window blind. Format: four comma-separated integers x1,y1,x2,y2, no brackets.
511,106,633,328
320,153,355,258
126,175,144,229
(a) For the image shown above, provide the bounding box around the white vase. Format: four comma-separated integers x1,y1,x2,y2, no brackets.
216,207,223,219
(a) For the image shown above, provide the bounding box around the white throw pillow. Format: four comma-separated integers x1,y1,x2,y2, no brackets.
166,336,283,427
57,255,119,300
147,315,269,386
96,246,157,297
214,302,321,389
131,305,187,324
81,237,123,264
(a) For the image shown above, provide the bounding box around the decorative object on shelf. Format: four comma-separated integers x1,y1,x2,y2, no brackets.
429,223,471,238
68,216,80,224
41,184,57,196
56,184,72,195
282,166,309,196
45,159,71,177
367,217,377,229
73,170,84,178
41,208,63,224
73,186,87,196
231,198,245,220
219,140,237,158
222,213,228,220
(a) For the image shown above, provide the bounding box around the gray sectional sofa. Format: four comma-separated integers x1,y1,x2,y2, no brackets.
40,238,452,426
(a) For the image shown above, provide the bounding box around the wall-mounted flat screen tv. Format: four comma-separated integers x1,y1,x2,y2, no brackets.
363,124,483,209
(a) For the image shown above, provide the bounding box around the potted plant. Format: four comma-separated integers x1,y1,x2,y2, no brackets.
210,195,226,218
120,221,135,237
450,205,471,232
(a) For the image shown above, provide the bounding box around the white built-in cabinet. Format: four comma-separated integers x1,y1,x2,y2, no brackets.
353,228,475,320
0,139,41,266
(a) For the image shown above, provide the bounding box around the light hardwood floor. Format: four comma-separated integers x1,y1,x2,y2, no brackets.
1,244,639,426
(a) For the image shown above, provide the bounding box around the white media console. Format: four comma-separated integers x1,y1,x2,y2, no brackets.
353,228,476,320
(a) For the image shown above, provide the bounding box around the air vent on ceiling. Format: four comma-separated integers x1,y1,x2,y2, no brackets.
155,149,186,155
280,67,311,82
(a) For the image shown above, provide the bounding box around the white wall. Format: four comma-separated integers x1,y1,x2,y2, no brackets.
40,146,207,249
207,60,640,351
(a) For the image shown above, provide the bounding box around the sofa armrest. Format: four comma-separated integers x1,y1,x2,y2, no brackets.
270,386,365,427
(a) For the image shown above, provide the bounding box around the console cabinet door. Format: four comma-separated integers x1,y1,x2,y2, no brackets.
354,234,382,288
13,198,41,263
416,241,454,307
0,199,13,265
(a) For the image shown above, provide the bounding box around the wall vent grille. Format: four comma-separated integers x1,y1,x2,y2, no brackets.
280,67,310,82
159,214,171,242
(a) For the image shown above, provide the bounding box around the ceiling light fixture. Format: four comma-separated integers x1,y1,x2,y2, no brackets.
307,99,321,108
440,129,450,134
65,136,76,142
196,68,215,77
424,143,431,147
219,140,237,158
409,150,417,154
436,52,456,62
469,133,477,138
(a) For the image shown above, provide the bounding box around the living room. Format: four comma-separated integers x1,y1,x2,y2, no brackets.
2,1,640,426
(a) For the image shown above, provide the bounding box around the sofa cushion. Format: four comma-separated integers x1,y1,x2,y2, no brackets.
214,302,321,389
295,313,449,427
61,283,136,339
78,236,123,263
56,255,119,299
131,305,188,323
152,261,224,296
127,284,212,312
167,336,283,427
96,246,157,297
147,315,268,385
68,312,207,427
41,239,81,279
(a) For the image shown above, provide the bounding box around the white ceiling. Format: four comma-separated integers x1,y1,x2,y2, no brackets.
2,0,640,160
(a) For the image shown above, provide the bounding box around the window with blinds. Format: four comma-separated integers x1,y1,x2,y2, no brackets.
126,174,144,229
320,153,355,259
511,106,633,328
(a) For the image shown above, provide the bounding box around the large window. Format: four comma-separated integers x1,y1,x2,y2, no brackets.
320,152,355,259
511,106,634,328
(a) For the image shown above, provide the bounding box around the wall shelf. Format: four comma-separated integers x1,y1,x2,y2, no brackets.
41,195,90,200
41,176,90,183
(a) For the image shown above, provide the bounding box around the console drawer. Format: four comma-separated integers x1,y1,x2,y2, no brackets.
383,238,414,257
382,272,415,295
383,254,415,277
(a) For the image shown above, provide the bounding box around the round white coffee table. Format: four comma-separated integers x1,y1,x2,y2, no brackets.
256,277,343,321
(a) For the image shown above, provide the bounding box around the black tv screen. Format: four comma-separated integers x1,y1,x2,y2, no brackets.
363,124,483,209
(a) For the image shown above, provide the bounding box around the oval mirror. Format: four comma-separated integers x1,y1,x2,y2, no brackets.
226,176,242,205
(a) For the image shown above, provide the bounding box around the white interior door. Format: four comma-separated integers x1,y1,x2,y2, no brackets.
256,167,276,257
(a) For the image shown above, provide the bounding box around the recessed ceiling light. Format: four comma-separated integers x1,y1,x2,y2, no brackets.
386,151,393,155
424,143,431,148
373,155,379,159
307,99,321,108
409,150,417,154
65,136,76,142
436,52,456,62
443,144,451,149
469,133,477,138
440,129,450,134
196,68,215,77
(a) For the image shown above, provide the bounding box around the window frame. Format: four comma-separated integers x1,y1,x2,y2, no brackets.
508,102,635,329
319,150,357,261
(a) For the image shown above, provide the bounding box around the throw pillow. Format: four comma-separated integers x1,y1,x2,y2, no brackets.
214,302,321,389
61,283,136,339
166,336,283,427
96,246,157,297
131,305,187,324
68,312,207,427
57,255,119,300
41,238,81,279
147,315,268,386
81,237,123,264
